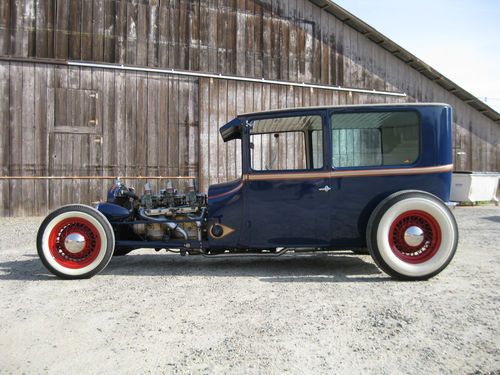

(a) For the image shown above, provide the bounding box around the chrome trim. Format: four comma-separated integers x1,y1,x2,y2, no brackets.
64,233,86,254
404,226,425,247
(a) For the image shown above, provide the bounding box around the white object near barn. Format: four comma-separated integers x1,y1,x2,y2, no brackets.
450,172,500,204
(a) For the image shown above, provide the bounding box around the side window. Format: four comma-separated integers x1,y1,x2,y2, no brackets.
250,115,323,171
331,111,419,168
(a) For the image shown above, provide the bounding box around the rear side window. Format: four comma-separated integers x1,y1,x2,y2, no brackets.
331,111,419,168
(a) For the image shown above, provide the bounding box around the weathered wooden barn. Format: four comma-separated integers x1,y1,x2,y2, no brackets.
0,0,499,216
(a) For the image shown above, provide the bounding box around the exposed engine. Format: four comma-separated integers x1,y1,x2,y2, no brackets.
107,178,207,242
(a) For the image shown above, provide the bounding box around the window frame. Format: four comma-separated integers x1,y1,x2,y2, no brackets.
328,108,422,170
245,111,329,174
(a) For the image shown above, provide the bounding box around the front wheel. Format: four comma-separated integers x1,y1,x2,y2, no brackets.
367,191,458,280
37,204,115,279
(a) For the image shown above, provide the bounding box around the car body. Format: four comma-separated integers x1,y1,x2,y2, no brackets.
37,103,459,280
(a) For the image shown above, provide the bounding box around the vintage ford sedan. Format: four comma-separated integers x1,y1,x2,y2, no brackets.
37,103,458,280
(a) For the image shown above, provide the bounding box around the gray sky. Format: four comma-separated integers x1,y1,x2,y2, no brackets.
333,0,500,112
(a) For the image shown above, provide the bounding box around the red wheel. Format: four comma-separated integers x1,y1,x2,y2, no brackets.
37,205,114,279
388,210,441,264
367,191,458,280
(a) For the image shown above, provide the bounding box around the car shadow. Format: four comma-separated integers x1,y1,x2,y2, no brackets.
483,216,500,223
0,251,387,283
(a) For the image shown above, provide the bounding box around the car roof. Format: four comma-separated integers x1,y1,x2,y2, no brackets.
238,103,450,117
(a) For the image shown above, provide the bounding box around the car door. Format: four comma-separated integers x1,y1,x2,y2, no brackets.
242,111,333,248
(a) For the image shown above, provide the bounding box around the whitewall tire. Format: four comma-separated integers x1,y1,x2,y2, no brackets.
37,205,115,279
367,191,458,280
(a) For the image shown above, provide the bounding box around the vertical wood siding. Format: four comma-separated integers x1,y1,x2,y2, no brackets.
0,0,498,215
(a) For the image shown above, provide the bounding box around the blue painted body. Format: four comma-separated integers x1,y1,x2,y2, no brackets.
207,104,453,250
97,202,130,221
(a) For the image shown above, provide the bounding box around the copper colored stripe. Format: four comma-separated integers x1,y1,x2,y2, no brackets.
244,164,453,181
208,182,244,200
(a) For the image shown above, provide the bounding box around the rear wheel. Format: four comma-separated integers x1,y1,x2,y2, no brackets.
37,205,115,279
367,191,458,280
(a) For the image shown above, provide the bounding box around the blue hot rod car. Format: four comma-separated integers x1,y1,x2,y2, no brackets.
37,103,458,280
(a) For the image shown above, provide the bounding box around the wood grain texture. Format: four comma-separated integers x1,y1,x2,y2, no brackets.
0,0,498,215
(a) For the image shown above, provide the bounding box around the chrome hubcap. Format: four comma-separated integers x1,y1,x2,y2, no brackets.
403,226,424,247
64,233,86,253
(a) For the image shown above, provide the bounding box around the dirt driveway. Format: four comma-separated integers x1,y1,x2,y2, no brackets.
0,206,499,374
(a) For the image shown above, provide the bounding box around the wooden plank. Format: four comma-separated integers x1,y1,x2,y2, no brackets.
187,77,199,182
114,69,126,175
68,0,82,59
21,63,35,216
0,62,9,215
208,78,219,185
0,0,10,55
101,69,116,179
81,0,93,60
114,0,127,64
125,71,137,177
126,0,138,65
49,133,63,209
235,0,245,76
47,0,55,57
278,0,289,81
92,0,105,61
158,2,170,68
81,68,97,204
341,24,351,89
252,83,262,170
199,1,209,72
226,79,237,179
188,0,200,72
207,0,218,72
136,2,148,66
287,0,297,82
226,0,237,74
157,72,169,176
261,0,271,79
312,2,322,84
34,1,50,58
34,64,49,215
168,0,179,69
198,78,209,192
318,5,334,85
9,64,23,215
147,0,159,66
26,0,36,57
136,73,148,176
217,0,228,74
218,78,228,180
54,0,69,59
335,17,344,87
270,0,280,80
167,75,179,176
296,0,306,82
103,0,116,62
178,0,189,69
245,1,255,77
253,0,263,77
178,77,190,177
147,73,159,177
10,0,23,56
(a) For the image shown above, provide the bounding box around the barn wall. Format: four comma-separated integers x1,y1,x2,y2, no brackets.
0,60,395,216
0,0,498,216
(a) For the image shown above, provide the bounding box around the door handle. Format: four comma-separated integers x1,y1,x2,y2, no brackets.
318,185,331,192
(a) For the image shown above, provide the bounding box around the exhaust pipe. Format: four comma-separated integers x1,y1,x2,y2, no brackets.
137,208,188,240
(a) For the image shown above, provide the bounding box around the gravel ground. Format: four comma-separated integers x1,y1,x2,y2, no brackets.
0,206,499,374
